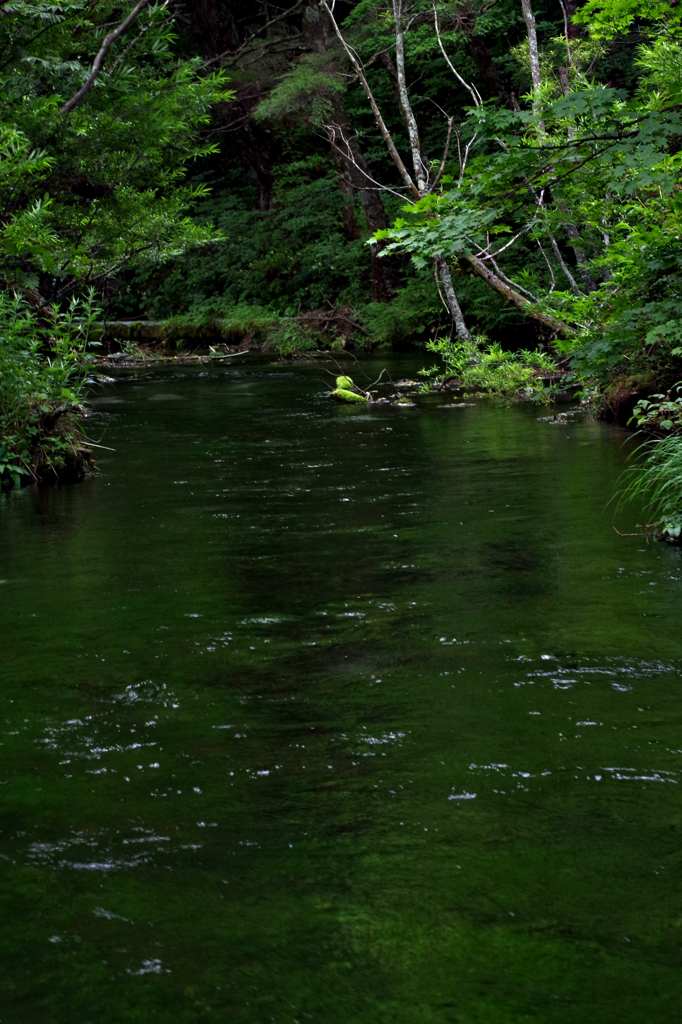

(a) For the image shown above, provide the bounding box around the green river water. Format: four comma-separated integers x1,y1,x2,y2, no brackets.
1,359,681,1023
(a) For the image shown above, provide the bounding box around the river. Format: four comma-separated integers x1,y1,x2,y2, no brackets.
1,358,681,1022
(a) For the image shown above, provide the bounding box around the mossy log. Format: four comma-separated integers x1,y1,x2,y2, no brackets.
331,388,368,403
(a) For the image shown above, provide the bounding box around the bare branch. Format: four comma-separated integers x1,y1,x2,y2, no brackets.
325,124,413,204
558,0,589,86
430,116,453,192
203,0,305,69
536,239,556,293
433,5,481,108
542,211,584,296
321,0,419,198
458,130,477,186
488,255,539,302
466,253,576,336
108,0,168,77
60,0,151,115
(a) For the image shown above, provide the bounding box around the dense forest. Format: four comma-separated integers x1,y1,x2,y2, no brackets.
2,0,682,535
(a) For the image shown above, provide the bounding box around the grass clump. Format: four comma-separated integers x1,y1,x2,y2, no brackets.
620,434,682,542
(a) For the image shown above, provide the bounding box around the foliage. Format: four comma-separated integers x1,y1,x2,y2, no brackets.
0,1,230,296
421,336,558,398
0,291,98,486
630,386,682,431
361,276,442,347
255,54,343,124
0,0,230,481
117,158,372,320
619,434,682,541
337,0,681,393
269,319,319,355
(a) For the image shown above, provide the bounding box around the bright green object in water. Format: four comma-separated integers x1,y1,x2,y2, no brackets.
332,374,366,402
1,358,682,1024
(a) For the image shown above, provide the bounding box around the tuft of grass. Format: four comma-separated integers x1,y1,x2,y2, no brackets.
619,433,682,541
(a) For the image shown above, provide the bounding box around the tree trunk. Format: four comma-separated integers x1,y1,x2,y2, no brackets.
337,166,361,242
186,0,277,210
392,0,426,191
327,98,400,300
521,0,542,96
436,256,471,341
466,34,511,105
563,0,583,38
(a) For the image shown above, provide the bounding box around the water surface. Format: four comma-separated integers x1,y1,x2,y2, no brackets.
1,360,681,1023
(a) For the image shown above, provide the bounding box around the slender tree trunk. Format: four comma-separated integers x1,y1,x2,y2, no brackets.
380,51,430,170
322,0,418,198
436,257,472,341
327,120,400,300
392,0,426,190
563,0,583,38
326,97,401,299
564,224,598,292
306,3,400,299
521,0,542,98
336,166,361,242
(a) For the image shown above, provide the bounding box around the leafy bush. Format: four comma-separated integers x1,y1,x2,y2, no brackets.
118,162,373,322
0,293,98,486
421,336,558,398
361,276,441,347
630,387,682,432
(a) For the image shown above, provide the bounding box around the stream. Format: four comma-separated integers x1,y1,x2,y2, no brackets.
1,358,681,1022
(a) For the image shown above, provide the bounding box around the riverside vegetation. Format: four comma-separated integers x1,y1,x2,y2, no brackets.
1,0,682,535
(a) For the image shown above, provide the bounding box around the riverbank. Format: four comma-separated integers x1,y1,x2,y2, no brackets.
4,324,680,546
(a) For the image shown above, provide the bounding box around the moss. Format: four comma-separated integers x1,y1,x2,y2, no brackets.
331,388,367,403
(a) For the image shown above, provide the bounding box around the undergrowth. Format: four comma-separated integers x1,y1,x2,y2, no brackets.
0,292,98,488
421,336,559,399
619,434,682,542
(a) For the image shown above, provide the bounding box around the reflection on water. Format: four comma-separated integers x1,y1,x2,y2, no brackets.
1,360,682,1023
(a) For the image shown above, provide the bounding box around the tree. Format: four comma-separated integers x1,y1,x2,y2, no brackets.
0,0,230,483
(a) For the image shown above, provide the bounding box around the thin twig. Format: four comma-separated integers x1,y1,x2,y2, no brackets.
321,0,419,198
434,5,481,108
430,116,453,191
199,0,304,68
536,239,556,293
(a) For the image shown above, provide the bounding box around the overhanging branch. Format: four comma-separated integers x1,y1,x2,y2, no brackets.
60,0,151,116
